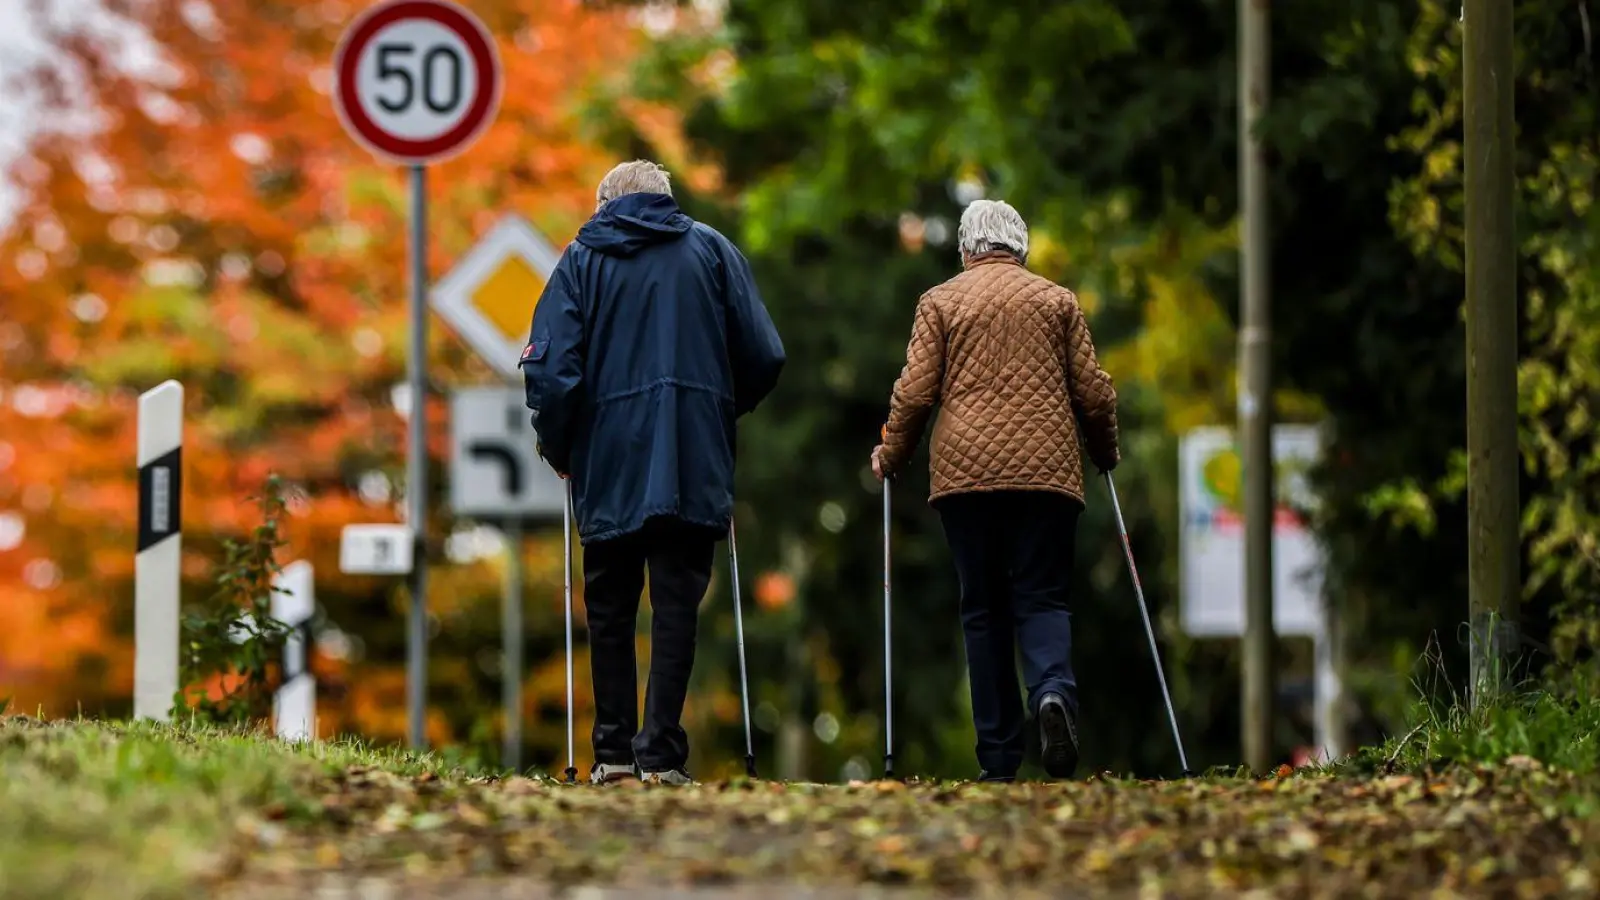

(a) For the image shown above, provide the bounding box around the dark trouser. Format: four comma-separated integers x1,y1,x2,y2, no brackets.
583,517,718,772
935,490,1081,777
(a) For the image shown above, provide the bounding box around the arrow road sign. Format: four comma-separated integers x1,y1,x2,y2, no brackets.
332,0,503,165
449,386,565,519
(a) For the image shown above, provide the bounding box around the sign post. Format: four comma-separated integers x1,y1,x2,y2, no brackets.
502,517,524,769
333,0,502,750
447,383,566,769
435,214,567,769
447,385,568,769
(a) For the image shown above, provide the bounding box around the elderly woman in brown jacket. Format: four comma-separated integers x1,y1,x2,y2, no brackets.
871,199,1121,782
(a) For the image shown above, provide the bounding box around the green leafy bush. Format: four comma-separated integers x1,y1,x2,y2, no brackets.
173,475,293,726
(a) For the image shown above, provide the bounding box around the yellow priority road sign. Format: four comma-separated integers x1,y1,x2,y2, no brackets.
431,214,564,380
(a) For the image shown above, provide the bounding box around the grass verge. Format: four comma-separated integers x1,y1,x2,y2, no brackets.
1339,683,1600,788
0,716,461,899
3,715,1599,899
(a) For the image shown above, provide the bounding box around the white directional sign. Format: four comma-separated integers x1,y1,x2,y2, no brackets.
450,386,566,519
432,215,563,380
332,0,502,165
340,524,416,575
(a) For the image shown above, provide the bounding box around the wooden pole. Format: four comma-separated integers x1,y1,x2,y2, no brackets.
1238,0,1276,772
1462,0,1520,708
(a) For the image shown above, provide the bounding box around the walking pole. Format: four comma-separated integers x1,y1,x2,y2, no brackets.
562,481,577,784
1104,472,1192,776
728,521,758,778
882,477,895,780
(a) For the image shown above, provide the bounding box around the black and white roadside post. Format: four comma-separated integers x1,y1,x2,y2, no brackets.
273,560,317,741
226,560,319,739
135,379,184,722
332,0,503,750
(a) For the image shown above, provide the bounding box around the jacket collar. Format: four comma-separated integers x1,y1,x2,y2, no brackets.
962,250,1024,270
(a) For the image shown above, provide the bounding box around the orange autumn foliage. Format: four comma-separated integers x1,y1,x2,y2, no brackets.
0,0,686,763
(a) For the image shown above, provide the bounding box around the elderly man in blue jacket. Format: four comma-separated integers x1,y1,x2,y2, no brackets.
520,160,786,786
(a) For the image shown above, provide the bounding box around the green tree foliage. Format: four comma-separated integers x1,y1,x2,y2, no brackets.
1377,0,1600,666
588,0,1600,777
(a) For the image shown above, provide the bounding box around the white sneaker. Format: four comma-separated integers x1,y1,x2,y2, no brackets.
641,768,695,785
590,762,638,785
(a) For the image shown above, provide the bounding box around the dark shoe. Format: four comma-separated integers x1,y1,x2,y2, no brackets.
977,771,1015,783
1038,693,1079,779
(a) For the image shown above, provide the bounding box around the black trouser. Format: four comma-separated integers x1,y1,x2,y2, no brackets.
583,517,717,772
935,490,1081,777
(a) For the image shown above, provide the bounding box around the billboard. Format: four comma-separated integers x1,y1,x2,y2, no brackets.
1178,425,1326,638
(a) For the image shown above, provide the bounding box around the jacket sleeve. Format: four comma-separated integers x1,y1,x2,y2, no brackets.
721,238,786,417
519,253,585,474
878,294,945,476
1063,293,1120,472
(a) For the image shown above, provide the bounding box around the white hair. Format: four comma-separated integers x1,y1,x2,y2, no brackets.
596,160,673,209
957,199,1029,263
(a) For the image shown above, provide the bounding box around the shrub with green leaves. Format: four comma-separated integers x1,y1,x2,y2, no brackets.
173,475,294,726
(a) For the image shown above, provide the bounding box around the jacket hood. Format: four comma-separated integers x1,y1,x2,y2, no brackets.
576,193,693,258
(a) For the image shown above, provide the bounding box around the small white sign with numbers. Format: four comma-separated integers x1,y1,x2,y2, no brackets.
339,524,415,575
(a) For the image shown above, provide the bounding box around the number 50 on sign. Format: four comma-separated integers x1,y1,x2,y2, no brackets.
333,0,502,165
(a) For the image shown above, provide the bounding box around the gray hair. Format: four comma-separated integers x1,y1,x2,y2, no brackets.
596,160,673,208
957,199,1029,263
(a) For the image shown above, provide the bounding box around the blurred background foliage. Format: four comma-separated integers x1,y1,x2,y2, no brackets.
1,0,1596,780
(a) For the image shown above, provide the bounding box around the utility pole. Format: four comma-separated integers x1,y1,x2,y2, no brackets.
1238,0,1276,773
1462,0,1519,708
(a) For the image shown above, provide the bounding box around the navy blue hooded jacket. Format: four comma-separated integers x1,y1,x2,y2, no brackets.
518,193,786,544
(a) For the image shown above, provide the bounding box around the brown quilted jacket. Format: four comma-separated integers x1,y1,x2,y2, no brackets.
878,251,1120,504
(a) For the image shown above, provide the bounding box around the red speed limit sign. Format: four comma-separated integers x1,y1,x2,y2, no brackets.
333,0,502,164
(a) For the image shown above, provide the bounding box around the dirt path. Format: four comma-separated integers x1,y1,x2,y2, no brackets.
226,878,1066,899
211,766,1600,899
